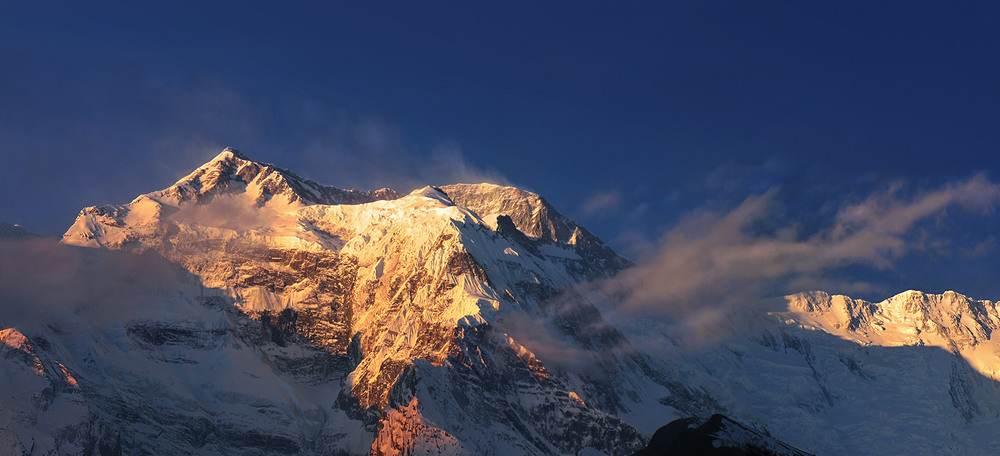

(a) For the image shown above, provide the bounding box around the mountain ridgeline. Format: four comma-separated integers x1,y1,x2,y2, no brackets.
2,148,1000,455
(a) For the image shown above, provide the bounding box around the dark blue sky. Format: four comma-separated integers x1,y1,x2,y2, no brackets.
2,2,999,300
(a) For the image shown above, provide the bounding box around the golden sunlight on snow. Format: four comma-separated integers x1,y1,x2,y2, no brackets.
783,290,1000,381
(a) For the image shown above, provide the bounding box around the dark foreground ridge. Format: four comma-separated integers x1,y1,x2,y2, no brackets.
631,414,814,456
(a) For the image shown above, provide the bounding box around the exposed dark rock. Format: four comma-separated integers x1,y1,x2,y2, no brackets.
631,414,813,456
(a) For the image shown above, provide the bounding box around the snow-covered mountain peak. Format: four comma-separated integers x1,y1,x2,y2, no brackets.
62,149,406,249
406,185,455,207
439,183,631,275
439,183,572,243
201,146,247,167
220,145,245,158
148,148,400,209
53,150,654,454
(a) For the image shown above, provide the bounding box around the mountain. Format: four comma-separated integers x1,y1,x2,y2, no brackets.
5,149,1000,455
51,149,658,455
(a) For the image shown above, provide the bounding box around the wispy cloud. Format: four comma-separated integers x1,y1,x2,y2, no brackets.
295,110,510,193
152,83,511,194
579,190,623,218
0,239,200,331
963,237,997,259
420,141,510,187
167,194,291,231
500,311,607,379
602,175,1000,340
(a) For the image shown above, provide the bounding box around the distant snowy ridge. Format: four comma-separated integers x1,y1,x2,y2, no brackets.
783,289,1000,380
